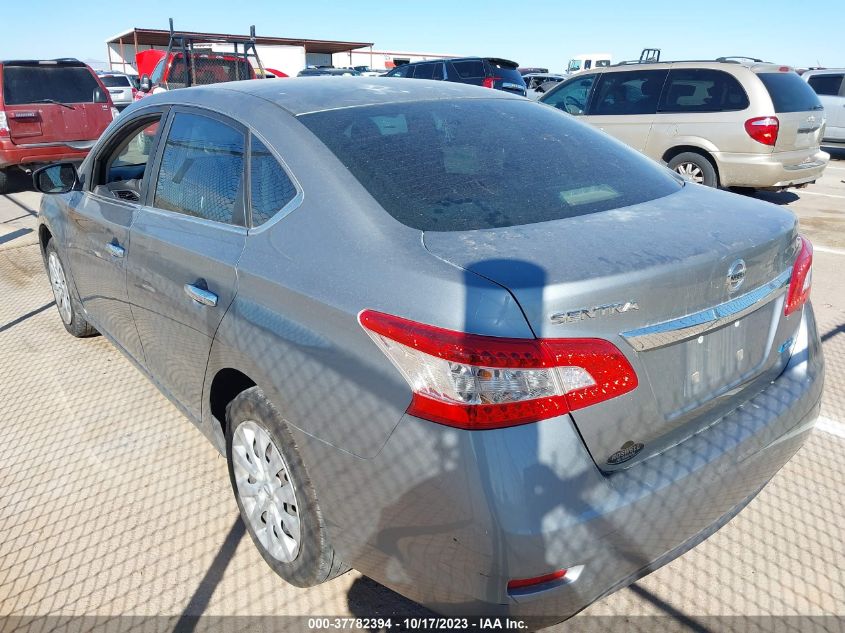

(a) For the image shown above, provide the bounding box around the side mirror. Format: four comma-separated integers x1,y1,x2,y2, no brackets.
33,163,79,194
140,75,152,92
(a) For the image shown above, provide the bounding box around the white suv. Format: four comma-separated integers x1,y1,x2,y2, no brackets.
802,69,845,148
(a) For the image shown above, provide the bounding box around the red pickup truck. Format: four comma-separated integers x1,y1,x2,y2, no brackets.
135,49,256,99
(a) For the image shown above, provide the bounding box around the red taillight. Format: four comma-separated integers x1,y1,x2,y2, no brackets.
785,236,813,316
482,76,501,89
358,310,638,430
745,116,779,146
0,110,8,138
507,569,567,591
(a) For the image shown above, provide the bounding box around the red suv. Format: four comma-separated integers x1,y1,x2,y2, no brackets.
0,59,116,193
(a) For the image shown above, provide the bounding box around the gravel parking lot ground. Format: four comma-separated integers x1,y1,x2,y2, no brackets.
0,155,843,631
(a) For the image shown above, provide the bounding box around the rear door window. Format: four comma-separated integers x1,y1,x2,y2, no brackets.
249,136,297,226
807,74,844,96
153,112,245,225
2,64,105,105
450,60,484,79
590,70,668,115
99,75,132,88
757,72,823,113
299,99,681,232
659,69,749,112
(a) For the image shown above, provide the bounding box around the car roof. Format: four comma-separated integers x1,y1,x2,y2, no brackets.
595,60,791,74
144,76,522,116
402,57,519,67
0,58,87,67
802,68,845,76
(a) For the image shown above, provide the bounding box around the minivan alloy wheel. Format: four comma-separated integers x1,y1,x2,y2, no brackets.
674,162,705,184
48,251,72,325
232,420,301,562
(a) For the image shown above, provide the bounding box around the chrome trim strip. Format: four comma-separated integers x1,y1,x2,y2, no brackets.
15,140,97,150
621,269,791,352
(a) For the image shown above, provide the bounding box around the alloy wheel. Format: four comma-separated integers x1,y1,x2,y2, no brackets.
232,420,301,562
48,251,72,325
674,162,705,184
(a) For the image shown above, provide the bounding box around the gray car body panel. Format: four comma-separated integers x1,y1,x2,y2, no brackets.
37,78,824,622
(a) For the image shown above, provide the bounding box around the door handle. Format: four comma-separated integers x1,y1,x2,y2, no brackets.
105,242,125,258
184,283,218,307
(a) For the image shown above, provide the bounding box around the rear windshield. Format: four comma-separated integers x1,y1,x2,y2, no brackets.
99,75,131,87
168,57,253,87
300,99,681,231
487,61,524,86
757,72,823,113
2,65,103,105
450,60,484,79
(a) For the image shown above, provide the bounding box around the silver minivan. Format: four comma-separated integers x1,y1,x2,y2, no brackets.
541,60,829,189
802,69,845,147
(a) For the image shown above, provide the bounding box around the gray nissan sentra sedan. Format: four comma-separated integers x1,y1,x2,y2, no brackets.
33,78,823,622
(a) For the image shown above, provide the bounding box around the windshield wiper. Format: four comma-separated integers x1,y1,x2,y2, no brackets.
34,99,75,110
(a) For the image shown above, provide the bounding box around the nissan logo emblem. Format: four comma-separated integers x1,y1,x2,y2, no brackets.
727,259,746,293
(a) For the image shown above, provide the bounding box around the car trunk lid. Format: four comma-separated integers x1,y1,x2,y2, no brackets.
423,185,802,470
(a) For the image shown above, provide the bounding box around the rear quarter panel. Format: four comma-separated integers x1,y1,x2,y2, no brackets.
197,93,533,458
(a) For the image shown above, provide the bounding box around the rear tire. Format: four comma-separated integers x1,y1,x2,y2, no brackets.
225,386,349,587
668,152,718,187
44,239,97,338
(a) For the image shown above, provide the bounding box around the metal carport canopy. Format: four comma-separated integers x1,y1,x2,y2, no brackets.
106,28,373,54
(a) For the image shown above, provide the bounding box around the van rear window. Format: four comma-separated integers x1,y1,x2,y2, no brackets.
2,65,103,105
99,75,131,88
757,72,823,113
300,99,681,232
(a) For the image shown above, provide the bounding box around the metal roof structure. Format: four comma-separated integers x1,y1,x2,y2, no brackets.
107,28,373,55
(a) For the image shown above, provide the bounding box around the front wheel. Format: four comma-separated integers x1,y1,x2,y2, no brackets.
44,239,97,337
667,152,718,187
225,387,349,587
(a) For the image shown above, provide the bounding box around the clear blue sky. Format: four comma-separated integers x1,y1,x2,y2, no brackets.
1,0,842,71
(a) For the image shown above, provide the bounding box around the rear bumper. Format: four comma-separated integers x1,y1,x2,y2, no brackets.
301,304,823,622
0,139,95,169
714,148,829,188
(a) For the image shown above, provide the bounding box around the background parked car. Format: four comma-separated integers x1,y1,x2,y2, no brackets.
540,60,828,189
0,58,116,194
97,71,137,110
802,69,845,148
351,66,385,76
519,66,549,75
297,67,361,76
385,57,527,96
523,73,567,99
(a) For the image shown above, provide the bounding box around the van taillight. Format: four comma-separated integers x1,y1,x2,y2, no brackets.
0,111,8,137
745,116,779,146
358,310,638,430
482,76,501,89
785,236,813,316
